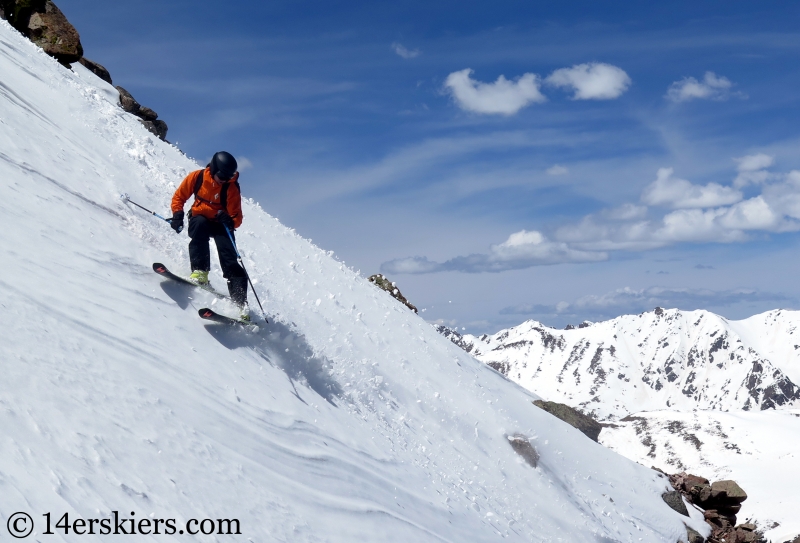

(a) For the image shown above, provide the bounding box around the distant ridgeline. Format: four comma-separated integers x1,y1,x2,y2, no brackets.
0,0,169,140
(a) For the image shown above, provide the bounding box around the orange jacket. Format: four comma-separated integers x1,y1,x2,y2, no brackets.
171,168,243,229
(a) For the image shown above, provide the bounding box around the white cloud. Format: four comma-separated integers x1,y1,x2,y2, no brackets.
641,167,742,209
546,164,569,176
602,203,647,221
719,196,781,231
381,230,606,274
444,69,546,115
734,153,774,187
736,153,774,172
382,163,800,276
391,42,420,59
237,156,254,171
666,71,743,103
545,63,631,100
655,208,745,243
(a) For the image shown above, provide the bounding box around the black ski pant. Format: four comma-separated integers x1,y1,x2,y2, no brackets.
188,215,247,306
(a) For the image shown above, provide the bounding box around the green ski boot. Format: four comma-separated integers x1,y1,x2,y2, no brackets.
189,270,210,285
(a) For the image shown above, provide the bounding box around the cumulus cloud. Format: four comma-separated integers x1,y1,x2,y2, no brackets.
546,164,569,176
641,167,742,209
545,63,631,100
381,230,606,274
501,286,792,319
666,71,744,103
383,163,800,276
392,42,420,59
444,69,546,115
734,153,774,187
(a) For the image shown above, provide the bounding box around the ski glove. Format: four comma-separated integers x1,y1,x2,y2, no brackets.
170,210,185,233
217,210,235,230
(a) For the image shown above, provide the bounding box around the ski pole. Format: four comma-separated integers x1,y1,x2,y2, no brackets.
224,224,267,321
121,193,182,233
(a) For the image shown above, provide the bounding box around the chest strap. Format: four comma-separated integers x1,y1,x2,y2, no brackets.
192,170,239,211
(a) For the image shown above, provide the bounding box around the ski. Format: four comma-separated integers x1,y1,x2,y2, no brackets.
152,263,228,299
198,307,259,327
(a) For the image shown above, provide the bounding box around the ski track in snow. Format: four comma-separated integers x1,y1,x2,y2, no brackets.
0,20,705,542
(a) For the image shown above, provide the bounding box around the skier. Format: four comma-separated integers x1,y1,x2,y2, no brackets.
169,151,249,320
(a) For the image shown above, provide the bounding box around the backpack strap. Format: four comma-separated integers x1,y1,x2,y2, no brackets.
193,169,204,198
191,170,240,218
219,180,240,211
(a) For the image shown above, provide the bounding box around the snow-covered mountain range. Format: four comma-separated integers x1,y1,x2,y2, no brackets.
438,309,800,541
451,308,800,419
0,20,704,543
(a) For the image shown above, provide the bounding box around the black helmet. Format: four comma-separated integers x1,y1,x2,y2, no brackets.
210,151,238,180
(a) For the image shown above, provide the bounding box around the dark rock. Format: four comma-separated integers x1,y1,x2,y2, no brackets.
507,433,538,467
368,274,417,313
691,483,713,505
717,503,742,515
532,400,602,442
686,526,705,543
140,119,168,140
703,510,735,530
737,523,756,532
116,86,141,115
27,0,83,65
78,57,111,84
710,480,747,504
784,535,800,543
137,106,158,121
2,0,47,33
0,5,5,19
661,490,689,516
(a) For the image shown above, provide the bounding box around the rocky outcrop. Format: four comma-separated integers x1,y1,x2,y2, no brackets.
668,472,765,543
2,1,169,141
115,85,168,140
26,0,81,64
532,400,602,442
2,0,81,64
661,490,689,516
368,274,417,313
78,57,111,84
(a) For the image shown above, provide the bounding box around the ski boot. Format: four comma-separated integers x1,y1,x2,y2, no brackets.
189,270,210,285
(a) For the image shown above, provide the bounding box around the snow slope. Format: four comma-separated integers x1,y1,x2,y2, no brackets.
457,308,800,420
0,21,701,542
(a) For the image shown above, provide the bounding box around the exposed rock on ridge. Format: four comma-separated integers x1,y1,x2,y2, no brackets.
1,0,169,141
668,472,765,543
532,400,602,442
1,0,81,64
368,274,418,313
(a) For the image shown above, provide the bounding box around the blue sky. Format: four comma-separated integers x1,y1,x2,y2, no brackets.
59,0,800,332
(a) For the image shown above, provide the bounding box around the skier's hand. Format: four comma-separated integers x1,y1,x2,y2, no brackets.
217,210,234,230
170,210,185,233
